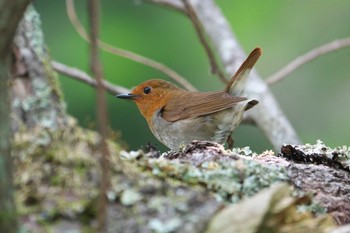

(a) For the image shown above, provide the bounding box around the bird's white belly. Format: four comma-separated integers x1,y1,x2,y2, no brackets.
150,104,246,150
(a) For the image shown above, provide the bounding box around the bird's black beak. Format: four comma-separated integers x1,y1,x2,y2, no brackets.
116,93,138,100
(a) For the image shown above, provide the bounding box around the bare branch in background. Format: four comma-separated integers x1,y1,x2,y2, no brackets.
87,0,110,231
65,0,196,91
266,38,350,85
181,0,228,84
149,0,301,150
147,0,185,11
52,61,130,94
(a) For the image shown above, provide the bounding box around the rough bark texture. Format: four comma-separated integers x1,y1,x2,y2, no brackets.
13,134,350,232
278,143,350,225
163,141,350,226
11,5,68,132
0,0,30,232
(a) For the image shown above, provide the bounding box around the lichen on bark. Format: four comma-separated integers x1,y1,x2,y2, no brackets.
11,5,67,132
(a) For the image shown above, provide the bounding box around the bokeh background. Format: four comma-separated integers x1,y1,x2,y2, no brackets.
33,0,350,152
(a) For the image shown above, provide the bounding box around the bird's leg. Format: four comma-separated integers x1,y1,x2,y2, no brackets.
226,134,235,149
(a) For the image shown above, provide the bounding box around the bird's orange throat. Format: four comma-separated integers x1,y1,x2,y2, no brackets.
134,95,167,125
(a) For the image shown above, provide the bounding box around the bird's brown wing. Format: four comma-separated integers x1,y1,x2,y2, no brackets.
161,91,247,122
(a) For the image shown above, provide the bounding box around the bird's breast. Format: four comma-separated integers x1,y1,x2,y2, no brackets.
149,104,247,150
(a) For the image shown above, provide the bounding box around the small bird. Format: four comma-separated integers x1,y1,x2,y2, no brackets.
117,47,262,150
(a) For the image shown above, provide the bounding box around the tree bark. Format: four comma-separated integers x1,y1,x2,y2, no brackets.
0,0,30,232
11,5,68,132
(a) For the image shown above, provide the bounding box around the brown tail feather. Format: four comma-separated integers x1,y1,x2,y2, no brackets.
224,47,262,93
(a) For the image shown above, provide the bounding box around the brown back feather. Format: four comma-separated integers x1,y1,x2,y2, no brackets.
162,91,247,122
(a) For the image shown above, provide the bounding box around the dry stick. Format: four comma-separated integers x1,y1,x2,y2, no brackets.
181,0,228,84
52,61,130,94
267,38,350,85
65,0,197,92
87,0,110,231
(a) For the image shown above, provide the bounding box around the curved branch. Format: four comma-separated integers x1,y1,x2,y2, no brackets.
182,0,228,84
147,0,185,11
52,61,130,95
267,38,350,85
65,0,197,91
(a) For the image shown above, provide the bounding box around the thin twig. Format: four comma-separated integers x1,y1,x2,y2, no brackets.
145,0,185,12
267,38,350,85
181,0,228,84
66,0,196,91
52,61,130,94
87,0,110,231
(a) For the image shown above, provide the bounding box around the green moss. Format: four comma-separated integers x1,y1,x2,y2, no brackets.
15,130,341,232
15,5,66,130
13,117,121,229
24,5,46,57
149,217,182,233
298,201,327,216
120,189,142,206
121,148,288,203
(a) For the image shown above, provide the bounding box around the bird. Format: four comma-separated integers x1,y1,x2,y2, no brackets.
117,47,262,150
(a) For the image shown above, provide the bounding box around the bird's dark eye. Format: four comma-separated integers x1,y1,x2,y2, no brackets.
143,86,152,94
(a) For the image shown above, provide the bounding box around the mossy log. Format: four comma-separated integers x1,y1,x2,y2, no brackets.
13,127,350,232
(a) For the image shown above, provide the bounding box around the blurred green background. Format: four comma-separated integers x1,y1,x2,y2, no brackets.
33,0,350,152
